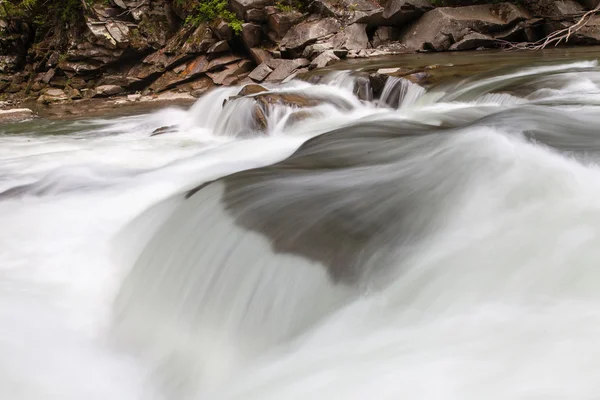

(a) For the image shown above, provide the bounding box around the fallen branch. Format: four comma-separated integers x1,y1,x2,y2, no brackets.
499,3,600,51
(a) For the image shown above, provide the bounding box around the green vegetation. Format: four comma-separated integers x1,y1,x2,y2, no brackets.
275,1,305,12
180,0,243,35
0,0,84,37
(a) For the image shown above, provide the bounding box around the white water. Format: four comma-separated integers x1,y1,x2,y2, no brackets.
2,60,600,399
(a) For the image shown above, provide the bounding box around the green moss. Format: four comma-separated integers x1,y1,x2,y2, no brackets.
275,1,305,12
183,0,243,35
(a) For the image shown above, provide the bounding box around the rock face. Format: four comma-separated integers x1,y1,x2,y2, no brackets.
382,0,434,25
402,3,530,51
280,18,343,51
0,0,596,104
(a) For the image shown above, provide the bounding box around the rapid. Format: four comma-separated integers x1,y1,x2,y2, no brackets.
2,57,600,400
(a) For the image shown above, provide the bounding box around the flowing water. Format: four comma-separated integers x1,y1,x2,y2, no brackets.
3,56,600,399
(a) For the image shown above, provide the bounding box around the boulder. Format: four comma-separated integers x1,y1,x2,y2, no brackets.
94,85,124,97
449,32,496,50
312,0,384,25
332,23,370,51
182,24,217,54
249,47,274,64
309,50,340,69
382,0,434,25
238,84,268,96
267,10,304,38
37,88,68,104
230,0,274,20
402,3,530,51
372,26,400,47
265,58,310,81
242,23,263,48
571,15,600,43
213,20,235,41
208,40,231,53
246,8,267,22
0,108,34,122
520,0,584,16
207,59,254,85
280,18,342,51
248,63,274,81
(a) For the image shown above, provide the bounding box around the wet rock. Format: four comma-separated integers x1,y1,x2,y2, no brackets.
65,86,82,100
449,32,496,50
332,23,370,51
265,58,310,82
94,85,124,97
402,3,529,51
127,93,142,101
0,108,34,122
207,59,254,85
151,126,177,136
280,18,342,51
248,63,274,81
239,84,268,96
309,50,340,69
249,47,274,64
242,23,263,48
372,26,400,47
382,0,433,25
188,76,216,97
267,10,304,38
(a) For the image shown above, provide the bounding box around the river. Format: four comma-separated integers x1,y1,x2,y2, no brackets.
2,51,600,399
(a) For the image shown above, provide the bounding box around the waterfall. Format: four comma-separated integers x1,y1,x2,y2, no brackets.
3,59,600,400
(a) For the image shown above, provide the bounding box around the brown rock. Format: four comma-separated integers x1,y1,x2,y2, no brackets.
207,59,254,85
0,108,34,122
280,18,342,51
94,85,123,97
246,8,267,22
213,20,234,41
267,10,304,38
242,23,263,48
230,0,274,20
182,24,216,54
208,40,231,53
312,0,384,25
239,84,268,96
41,69,56,84
249,48,274,64
248,63,273,81
449,32,495,50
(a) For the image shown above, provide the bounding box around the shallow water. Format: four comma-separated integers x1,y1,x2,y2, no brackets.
3,52,600,399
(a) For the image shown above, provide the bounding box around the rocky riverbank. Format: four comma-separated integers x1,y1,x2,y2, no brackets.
1,0,600,120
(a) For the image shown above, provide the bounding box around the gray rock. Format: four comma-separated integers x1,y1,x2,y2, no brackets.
0,108,34,122
248,63,273,81
41,69,56,84
266,58,310,81
449,32,496,50
382,0,433,25
302,42,334,58
309,50,340,69
372,26,400,47
332,24,370,51
312,0,384,25
280,18,342,51
402,3,529,51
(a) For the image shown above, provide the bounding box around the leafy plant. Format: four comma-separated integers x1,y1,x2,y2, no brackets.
184,0,243,35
